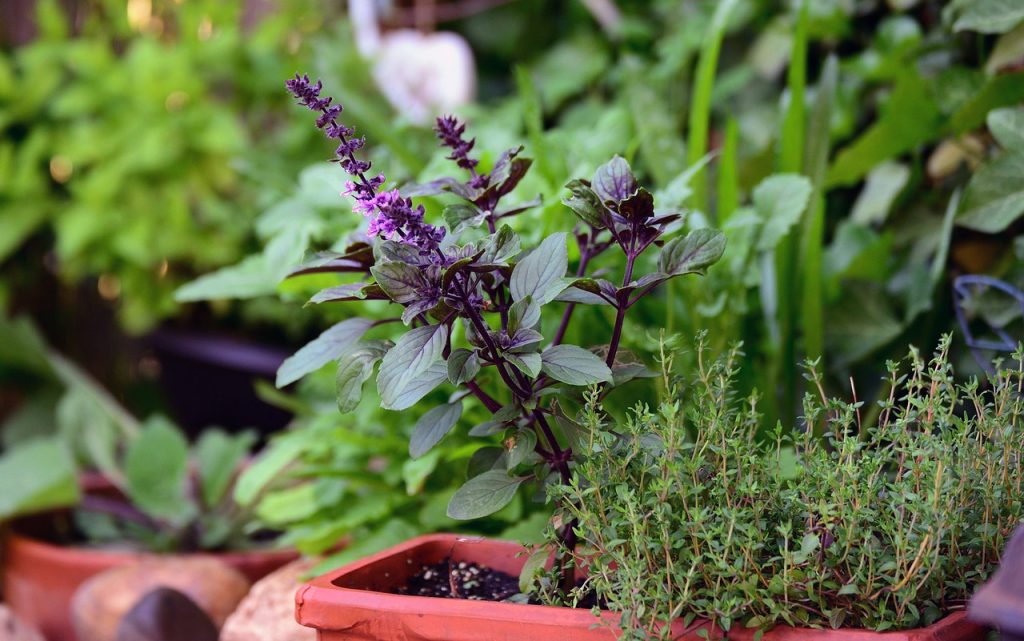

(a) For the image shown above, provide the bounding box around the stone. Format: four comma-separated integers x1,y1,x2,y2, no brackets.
114,588,217,641
0,605,45,641
220,557,319,641
71,557,250,641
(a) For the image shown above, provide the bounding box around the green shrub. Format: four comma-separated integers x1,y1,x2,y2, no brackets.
546,335,1024,638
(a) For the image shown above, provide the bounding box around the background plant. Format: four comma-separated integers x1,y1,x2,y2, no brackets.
543,335,1024,638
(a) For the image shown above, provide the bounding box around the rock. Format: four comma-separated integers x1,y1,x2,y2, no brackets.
0,605,45,641
70,557,250,641
115,588,217,641
220,558,319,641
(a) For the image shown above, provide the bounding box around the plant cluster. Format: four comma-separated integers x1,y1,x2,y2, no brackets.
0,316,267,552
276,73,725,581
543,335,1024,638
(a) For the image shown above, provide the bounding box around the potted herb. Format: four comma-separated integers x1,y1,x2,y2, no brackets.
272,75,724,638
0,338,295,641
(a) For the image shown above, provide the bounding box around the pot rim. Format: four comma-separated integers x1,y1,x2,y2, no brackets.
296,533,982,640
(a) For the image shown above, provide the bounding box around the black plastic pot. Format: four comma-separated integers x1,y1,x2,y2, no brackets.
147,328,292,436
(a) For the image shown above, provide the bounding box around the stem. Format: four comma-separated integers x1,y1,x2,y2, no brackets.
605,252,637,367
80,495,160,529
466,381,501,413
553,246,593,346
456,277,532,399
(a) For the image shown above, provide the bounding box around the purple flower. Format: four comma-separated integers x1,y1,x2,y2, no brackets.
287,74,444,253
435,115,488,190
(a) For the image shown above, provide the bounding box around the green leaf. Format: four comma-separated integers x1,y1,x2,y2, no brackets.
957,152,1024,233
444,204,485,233
519,546,551,594
508,297,541,333
988,107,1024,150
506,352,542,378
510,233,568,304
0,438,79,520
541,345,613,386
195,429,255,509
480,225,522,264
335,340,390,413
562,179,605,228
371,262,435,304
447,348,480,385
827,72,942,187
409,402,463,459
592,156,637,203
447,470,526,520
506,429,537,469
753,174,813,250
953,0,1024,34
276,318,374,387
235,436,307,506
174,256,276,302
124,417,195,527
658,229,728,277
378,325,448,411
403,450,441,495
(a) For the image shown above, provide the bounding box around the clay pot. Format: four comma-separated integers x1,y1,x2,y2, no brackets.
296,534,988,641
0,476,297,641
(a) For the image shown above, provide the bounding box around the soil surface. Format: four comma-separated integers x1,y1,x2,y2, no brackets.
394,559,521,601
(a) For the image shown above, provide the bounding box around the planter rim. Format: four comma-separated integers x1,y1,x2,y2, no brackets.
296,533,982,641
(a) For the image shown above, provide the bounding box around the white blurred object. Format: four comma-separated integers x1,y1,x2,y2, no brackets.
350,0,476,125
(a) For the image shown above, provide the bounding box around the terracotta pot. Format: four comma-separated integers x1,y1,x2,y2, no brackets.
0,476,297,641
296,533,988,641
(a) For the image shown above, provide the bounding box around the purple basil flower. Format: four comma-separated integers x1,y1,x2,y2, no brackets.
435,115,488,190
287,73,444,254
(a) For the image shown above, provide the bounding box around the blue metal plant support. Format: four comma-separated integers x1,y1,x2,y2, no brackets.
952,274,1024,375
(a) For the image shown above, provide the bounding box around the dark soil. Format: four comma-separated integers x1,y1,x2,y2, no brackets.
395,559,520,601
393,557,605,608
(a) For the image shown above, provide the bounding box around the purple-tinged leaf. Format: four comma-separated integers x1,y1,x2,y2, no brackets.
508,297,541,333
510,233,568,304
375,240,430,266
336,340,390,413
447,348,480,385
288,255,369,278
540,345,613,386
480,225,522,264
377,325,448,410
494,158,533,199
592,156,638,204
506,352,542,378
276,318,374,387
617,188,655,223
371,263,440,305
507,328,544,352
563,179,606,228
658,229,727,277
496,195,543,219
409,402,463,458
447,470,526,520
307,283,387,305
401,177,475,200
444,204,486,233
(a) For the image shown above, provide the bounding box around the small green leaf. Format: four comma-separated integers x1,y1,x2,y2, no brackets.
0,438,79,520
508,297,541,333
510,233,568,304
410,402,463,459
953,0,1024,34
378,325,448,411
658,229,727,277
506,429,538,469
518,546,551,594
988,107,1024,150
447,348,480,385
562,179,605,228
235,436,307,506
124,418,194,527
752,174,813,250
541,345,613,386
276,318,374,387
506,352,542,378
336,340,390,413
447,470,526,520
480,225,522,264
444,204,485,233
195,429,256,508
403,450,442,495
957,152,1024,233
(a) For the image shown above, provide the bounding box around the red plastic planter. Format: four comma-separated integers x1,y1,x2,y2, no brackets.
0,475,297,641
296,534,988,641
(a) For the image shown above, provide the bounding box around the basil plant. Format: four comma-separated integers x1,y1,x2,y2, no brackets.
278,74,726,587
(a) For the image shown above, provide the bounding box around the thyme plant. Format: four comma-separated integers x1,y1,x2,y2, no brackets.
277,74,725,584
546,335,1024,638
